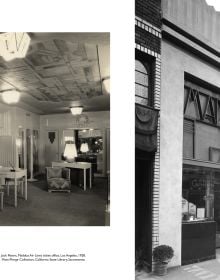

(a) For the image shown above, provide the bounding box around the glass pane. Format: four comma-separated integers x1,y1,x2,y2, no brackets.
135,70,148,86
135,83,148,99
182,165,215,222
135,60,147,74
135,96,148,106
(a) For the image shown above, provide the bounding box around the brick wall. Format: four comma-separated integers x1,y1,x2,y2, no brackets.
135,26,161,54
135,0,161,54
136,0,161,29
135,0,162,269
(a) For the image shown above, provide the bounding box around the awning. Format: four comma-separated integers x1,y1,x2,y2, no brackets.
135,104,159,152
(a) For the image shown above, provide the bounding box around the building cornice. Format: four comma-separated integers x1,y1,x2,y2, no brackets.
162,0,220,50
162,20,220,69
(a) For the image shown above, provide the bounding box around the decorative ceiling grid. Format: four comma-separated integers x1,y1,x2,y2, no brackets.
0,39,102,103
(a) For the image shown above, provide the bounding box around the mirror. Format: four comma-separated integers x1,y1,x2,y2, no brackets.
76,129,103,175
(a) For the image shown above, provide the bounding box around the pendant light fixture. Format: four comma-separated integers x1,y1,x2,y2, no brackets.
0,32,31,61
70,106,83,115
2,89,20,104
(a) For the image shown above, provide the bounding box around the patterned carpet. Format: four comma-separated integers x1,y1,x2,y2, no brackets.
0,177,108,226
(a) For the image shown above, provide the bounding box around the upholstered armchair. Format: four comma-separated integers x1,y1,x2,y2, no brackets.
46,167,71,193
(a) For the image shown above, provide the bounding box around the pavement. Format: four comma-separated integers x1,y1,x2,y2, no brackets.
136,249,220,280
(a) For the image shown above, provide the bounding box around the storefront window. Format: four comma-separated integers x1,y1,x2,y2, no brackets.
182,165,217,222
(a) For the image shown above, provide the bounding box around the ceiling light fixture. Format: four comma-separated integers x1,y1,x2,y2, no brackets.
102,77,110,94
70,106,83,115
0,32,31,61
2,89,20,104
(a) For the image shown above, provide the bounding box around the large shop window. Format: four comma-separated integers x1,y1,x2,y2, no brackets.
182,165,220,230
182,165,216,222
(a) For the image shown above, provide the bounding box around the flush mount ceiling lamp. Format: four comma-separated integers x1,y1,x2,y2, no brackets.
2,89,20,104
0,32,31,61
70,106,83,115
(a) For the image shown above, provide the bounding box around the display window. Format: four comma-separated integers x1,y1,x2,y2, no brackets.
182,165,220,224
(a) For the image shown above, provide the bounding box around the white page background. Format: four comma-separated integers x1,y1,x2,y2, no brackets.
0,0,135,279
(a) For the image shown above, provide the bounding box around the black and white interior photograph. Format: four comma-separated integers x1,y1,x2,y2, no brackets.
0,32,110,226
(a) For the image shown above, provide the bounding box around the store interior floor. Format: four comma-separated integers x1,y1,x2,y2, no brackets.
136,249,220,280
0,177,109,226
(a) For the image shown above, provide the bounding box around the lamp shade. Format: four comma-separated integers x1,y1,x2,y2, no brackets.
0,32,30,61
2,90,20,104
80,143,89,153
16,138,22,148
63,143,77,162
103,78,110,94
70,106,83,115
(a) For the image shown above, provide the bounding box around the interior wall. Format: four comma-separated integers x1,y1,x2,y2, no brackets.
160,40,220,267
0,104,15,166
14,107,40,169
0,104,40,168
39,111,110,174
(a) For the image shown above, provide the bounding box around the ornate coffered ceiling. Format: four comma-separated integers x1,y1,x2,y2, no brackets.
0,33,110,114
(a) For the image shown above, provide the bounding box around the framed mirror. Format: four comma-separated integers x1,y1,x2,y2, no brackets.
76,129,103,175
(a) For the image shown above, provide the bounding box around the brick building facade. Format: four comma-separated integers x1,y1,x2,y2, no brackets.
136,0,220,271
135,0,162,271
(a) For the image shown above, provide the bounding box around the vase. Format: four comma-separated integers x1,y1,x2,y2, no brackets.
154,262,168,276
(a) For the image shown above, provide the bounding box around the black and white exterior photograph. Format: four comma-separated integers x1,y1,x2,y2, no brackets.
0,32,110,226
135,0,220,278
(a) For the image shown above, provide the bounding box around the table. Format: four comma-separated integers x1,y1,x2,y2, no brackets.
52,161,92,191
0,168,27,207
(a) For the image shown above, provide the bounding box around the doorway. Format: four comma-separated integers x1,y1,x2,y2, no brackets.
135,149,153,270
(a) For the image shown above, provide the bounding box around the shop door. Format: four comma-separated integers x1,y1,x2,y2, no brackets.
45,130,59,166
135,149,153,270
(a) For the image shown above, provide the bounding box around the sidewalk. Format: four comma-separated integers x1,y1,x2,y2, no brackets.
136,249,220,280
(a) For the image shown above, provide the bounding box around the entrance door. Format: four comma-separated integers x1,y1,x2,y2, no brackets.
135,149,153,270
45,130,59,166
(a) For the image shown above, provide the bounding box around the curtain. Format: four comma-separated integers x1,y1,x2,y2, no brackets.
135,104,158,152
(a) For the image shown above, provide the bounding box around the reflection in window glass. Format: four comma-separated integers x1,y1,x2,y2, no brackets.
182,165,218,222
